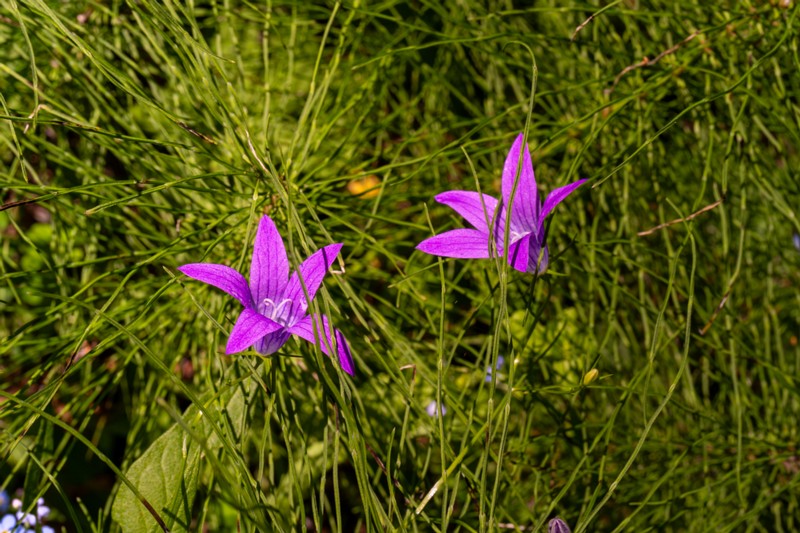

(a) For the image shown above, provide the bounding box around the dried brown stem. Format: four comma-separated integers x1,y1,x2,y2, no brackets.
571,12,596,41
699,288,732,336
637,197,723,237
606,30,700,95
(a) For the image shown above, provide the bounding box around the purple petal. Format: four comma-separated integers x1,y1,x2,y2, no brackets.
506,234,550,274
283,243,343,320
289,314,355,375
435,191,499,232
490,203,513,251
255,329,292,355
538,179,586,232
548,517,572,533
507,233,533,273
527,240,549,274
250,215,290,305
416,228,494,259
502,133,539,230
178,263,252,308
226,308,283,354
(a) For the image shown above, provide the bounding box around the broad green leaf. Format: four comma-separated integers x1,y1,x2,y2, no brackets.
111,385,247,533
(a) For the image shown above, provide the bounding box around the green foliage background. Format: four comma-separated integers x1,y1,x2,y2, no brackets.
1,1,799,531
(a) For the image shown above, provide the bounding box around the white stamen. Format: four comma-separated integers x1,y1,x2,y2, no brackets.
258,297,295,325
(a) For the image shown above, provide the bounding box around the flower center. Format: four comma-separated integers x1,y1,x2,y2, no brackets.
257,297,296,325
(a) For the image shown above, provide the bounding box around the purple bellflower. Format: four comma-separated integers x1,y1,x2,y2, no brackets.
178,215,355,375
416,133,586,274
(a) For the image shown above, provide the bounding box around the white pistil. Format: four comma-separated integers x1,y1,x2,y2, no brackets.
258,297,295,325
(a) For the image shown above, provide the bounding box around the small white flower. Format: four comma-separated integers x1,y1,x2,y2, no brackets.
426,400,446,417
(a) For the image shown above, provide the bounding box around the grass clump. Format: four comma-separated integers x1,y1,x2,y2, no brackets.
1,1,799,531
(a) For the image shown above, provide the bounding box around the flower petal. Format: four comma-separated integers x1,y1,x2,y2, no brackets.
416,228,494,259
178,263,252,308
502,133,539,230
254,329,292,355
283,243,343,318
490,203,512,253
434,191,499,232
538,179,586,232
526,240,549,274
506,233,550,274
226,308,284,354
250,215,290,305
506,233,532,272
289,314,355,375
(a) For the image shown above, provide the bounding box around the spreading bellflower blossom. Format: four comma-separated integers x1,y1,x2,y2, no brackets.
179,215,355,375
417,133,586,274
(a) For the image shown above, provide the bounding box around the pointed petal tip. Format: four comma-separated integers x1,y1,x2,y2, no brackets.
177,262,253,308
327,242,344,256
433,190,472,204
224,342,241,356
502,132,539,229
283,243,345,315
176,263,201,275
433,190,501,232
538,178,588,230
289,315,355,376
256,213,279,232
336,330,356,376
177,263,209,276
415,238,437,253
251,214,290,302
225,337,246,355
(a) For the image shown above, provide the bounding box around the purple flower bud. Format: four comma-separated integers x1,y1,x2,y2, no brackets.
548,517,572,533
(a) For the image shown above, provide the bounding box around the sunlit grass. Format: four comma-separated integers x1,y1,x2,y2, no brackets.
1,1,799,531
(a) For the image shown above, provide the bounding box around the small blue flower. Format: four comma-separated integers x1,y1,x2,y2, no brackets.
34,499,50,522
485,355,506,382
426,400,446,417
1,512,19,531
793,233,800,253
0,490,9,514
1,513,34,533
0,497,54,533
